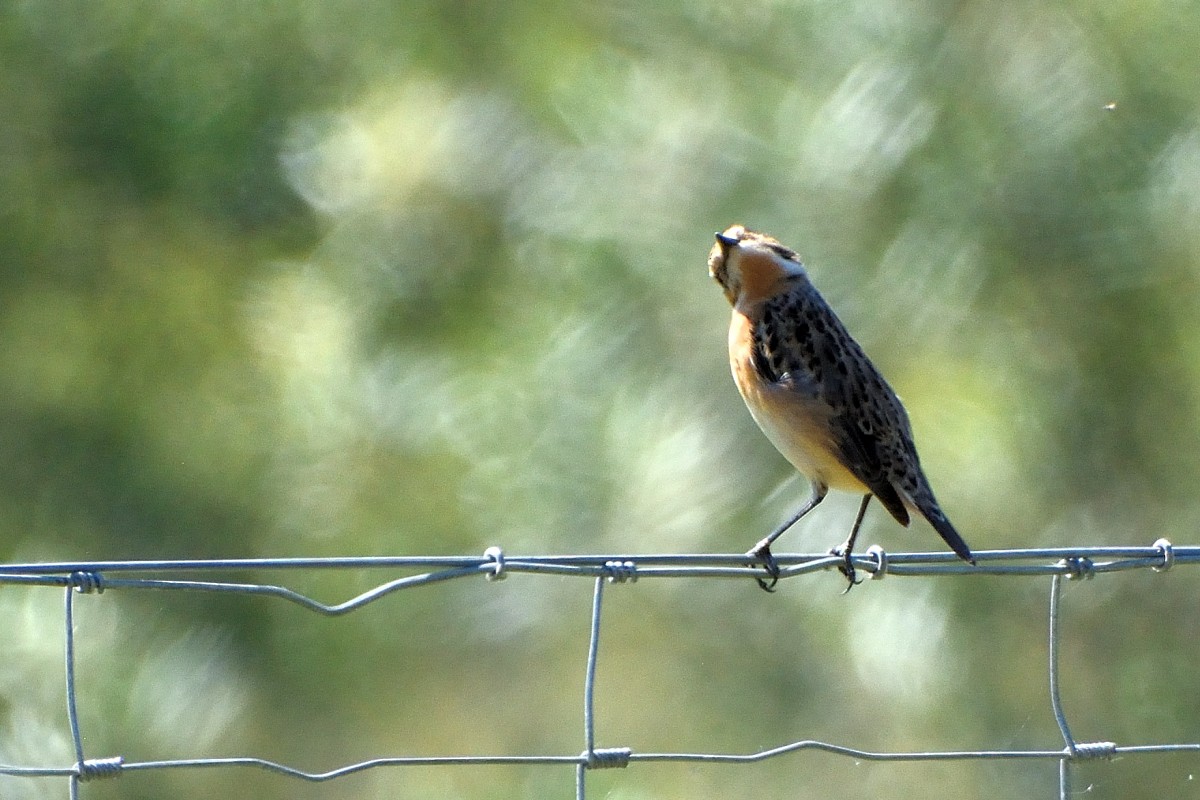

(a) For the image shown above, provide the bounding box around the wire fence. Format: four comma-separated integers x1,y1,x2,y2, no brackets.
0,540,1196,800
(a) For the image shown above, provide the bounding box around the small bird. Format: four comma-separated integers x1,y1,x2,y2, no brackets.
708,225,974,589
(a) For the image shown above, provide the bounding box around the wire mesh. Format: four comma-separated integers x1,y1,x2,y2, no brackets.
0,540,1195,799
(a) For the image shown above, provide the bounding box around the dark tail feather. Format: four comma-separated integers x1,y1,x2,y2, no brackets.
872,479,910,528
918,501,974,564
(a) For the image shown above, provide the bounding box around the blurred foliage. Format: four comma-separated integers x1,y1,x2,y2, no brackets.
2,0,1200,798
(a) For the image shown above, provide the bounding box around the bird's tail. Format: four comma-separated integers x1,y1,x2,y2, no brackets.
915,497,974,565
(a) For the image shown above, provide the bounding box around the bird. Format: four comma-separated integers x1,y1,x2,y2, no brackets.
708,224,975,590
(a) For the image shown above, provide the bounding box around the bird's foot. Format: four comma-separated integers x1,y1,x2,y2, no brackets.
830,545,862,593
746,540,780,592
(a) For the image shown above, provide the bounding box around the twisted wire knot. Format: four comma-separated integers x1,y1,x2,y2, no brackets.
865,545,889,580
68,571,105,594
1070,741,1117,760
582,747,632,769
77,756,124,781
602,561,637,584
1152,538,1174,573
1058,557,1095,581
483,547,507,581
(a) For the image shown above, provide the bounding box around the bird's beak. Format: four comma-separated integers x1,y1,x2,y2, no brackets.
714,231,739,250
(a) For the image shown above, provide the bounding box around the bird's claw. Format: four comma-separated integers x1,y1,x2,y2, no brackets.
746,543,780,592
831,546,862,593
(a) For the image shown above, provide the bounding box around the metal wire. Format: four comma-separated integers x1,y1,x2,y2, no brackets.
0,541,1194,798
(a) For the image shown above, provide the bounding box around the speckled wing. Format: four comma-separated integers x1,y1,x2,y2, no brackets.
751,279,912,526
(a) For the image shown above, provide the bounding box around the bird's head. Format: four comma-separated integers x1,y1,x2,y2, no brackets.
709,225,805,306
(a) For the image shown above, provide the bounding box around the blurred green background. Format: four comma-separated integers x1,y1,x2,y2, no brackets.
2,0,1199,798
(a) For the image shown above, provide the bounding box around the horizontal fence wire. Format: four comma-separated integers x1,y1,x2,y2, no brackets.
0,540,1196,799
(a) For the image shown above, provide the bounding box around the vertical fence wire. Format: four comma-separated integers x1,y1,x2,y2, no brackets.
64,585,83,800
1049,573,1073,800
577,575,605,800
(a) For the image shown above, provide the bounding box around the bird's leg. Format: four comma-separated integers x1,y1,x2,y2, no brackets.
831,494,872,591
747,485,827,591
